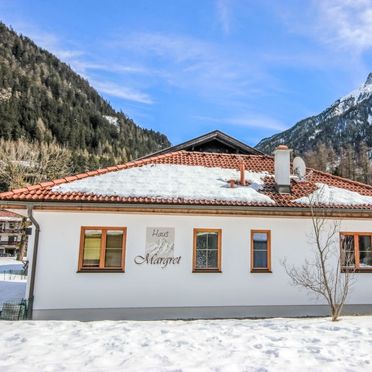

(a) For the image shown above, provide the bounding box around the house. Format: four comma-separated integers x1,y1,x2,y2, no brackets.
1,131,372,320
139,130,263,157
0,210,24,257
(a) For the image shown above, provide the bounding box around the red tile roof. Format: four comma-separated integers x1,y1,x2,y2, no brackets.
0,209,23,218
1,150,372,210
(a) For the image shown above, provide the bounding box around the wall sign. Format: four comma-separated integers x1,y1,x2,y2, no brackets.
134,227,181,268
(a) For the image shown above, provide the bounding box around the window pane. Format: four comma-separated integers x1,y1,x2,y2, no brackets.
253,232,268,242
341,235,355,266
254,250,268,268
359,235,372,267
196,249,207,268
83,230,101,267
253,241,267,252
195,231,220,270
207,250,218,268
196,233,208,250
253,232,268,268
105,231,123,268
207,232,218,250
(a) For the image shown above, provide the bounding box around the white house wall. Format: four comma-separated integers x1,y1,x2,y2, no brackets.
30,210,372,319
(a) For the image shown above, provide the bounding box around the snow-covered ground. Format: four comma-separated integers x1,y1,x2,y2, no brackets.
0,257,23,273
0,258,26,307
0,317,371,371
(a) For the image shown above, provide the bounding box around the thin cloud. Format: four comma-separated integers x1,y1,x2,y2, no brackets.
113,31,282,102
216,0,232,34
69,60,154,78
278,0,372,54
122,33,207,62
92,80,154,104
312,0,372,53
193,115,288,131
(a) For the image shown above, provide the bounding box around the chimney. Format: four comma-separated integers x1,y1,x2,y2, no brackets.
273,145,292,194
239,160,245,186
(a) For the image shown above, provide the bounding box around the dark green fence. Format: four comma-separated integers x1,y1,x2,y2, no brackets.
0,299,29,320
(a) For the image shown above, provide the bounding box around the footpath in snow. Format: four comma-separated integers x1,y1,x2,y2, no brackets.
0,316,371,371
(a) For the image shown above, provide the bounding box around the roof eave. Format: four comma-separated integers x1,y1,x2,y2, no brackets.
2,200,372,218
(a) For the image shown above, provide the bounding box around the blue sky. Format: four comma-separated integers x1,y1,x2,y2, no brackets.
1,0,372,146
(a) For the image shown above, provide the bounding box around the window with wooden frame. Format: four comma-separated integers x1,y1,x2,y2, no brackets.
78,227,127,272
251,230,271,273
193,229,222,272
340,232,372,272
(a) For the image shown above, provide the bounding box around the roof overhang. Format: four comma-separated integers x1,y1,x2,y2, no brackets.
2,200,372,219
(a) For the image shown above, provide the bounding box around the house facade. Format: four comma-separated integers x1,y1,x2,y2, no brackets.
1,131,372,320
0,210,24,257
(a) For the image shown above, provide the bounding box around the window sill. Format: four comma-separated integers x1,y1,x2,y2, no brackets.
251,268,272,273
192,269,222,273
77,268,125,273
341,268,372,273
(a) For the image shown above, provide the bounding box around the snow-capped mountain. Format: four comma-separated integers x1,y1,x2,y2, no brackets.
256,73,372,156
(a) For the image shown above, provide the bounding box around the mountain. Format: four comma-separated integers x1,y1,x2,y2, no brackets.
0,22,170,172
256,74,372,183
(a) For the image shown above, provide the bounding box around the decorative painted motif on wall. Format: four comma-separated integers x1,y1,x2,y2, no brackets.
134,227,181,268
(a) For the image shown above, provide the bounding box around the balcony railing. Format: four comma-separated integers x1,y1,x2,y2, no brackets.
0,229,21,234
0,241,18,246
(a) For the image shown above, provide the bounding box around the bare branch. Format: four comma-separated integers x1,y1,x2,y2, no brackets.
282,185,354,321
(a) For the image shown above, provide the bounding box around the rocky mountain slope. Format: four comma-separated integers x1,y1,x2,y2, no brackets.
257,74,372,156
256,74,372,183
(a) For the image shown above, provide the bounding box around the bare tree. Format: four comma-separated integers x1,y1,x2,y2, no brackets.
17,217,29,261
0,139,36,190
0,139,72,191
283,188,355,321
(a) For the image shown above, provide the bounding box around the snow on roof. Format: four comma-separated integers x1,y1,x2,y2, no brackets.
3,150,372,210
52,164,275,204
294,183,372,206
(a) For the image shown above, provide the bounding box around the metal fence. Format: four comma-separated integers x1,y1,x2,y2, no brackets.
0,299,29,320
3,269,27,281
0,264,29,320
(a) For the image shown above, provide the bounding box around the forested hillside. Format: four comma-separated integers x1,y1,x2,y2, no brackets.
0,22,170,191
256,74,372,185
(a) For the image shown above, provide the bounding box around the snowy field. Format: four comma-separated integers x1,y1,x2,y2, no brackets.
0,258,26,307
0,317,372,371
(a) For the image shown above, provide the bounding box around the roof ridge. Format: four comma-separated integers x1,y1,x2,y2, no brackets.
180,150,272,159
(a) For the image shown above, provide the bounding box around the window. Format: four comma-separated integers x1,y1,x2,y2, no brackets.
8,236,17,244
251,230,271,272
340,233,372,271
193,229,222,272
78,227,126,272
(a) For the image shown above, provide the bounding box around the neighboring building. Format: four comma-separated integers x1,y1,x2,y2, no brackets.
139,130,264,158
0,210,23,257
1,131,372,320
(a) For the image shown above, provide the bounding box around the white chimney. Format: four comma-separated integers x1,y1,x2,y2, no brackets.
274,145,292,194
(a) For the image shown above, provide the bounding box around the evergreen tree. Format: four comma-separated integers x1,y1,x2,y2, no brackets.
0,22,171,191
